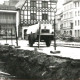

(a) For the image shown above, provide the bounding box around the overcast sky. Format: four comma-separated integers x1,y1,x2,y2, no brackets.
57,0,64,8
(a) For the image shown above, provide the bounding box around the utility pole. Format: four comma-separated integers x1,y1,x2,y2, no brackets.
38,22,41,48
51,9,60,54
54,11,56,50
15,25,20,48
5,28,9,45
11,28,13,46
15,25,18,46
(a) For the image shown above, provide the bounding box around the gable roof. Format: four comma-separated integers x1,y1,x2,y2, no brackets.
15,0,26,9
15,0,57,9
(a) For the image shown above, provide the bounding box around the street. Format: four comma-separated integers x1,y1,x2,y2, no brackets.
0,40,80,59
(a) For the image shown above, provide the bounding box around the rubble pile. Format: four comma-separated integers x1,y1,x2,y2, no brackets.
0,45,80,80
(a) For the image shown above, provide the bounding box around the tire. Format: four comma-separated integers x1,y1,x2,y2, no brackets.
45,40,51,47
29,39,33,47
28,34,34,47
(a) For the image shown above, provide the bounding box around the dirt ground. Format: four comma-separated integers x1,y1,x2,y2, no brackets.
0,45,80,80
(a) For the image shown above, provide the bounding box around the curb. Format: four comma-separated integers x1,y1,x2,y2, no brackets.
57,44,80,48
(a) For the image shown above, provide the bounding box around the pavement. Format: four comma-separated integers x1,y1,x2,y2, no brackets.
0,40,80,59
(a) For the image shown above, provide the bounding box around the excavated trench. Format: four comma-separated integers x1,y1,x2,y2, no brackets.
0,45,80,80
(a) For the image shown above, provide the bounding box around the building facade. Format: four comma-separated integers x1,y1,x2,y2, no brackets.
16,0,57,39
56,8,63,31
0,5,19,39
62,0,80,38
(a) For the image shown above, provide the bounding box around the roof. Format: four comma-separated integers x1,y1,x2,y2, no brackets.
50,0,57,3
15,0,57,9
15,0,26,9
73,0,80,1
0,5,16,10
63,0,79,5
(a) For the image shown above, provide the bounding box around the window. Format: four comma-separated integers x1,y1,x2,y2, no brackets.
42,1,48,8
78,20,79,26
75,20,77,26
78,2,79,7
42,14,48,20
70,23,73,29
78,11,79,16
70,30,72,35
75,2,79,7
30,13,36,20
75,11,77,16
70,12,73,17
75,2,77,7
75,30,77,37
79,30,80,37
30,1,36,7
78,11,80,16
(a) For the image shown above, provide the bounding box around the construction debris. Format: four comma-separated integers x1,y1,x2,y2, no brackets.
0,45,80,80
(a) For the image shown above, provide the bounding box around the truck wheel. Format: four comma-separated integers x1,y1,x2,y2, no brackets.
28,35,34,47
45,40,51,47
29,40,33,47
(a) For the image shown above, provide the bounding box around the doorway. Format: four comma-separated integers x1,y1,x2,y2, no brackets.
24,29,27,39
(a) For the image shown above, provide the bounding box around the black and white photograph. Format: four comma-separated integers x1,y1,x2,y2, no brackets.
0,0,80,80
